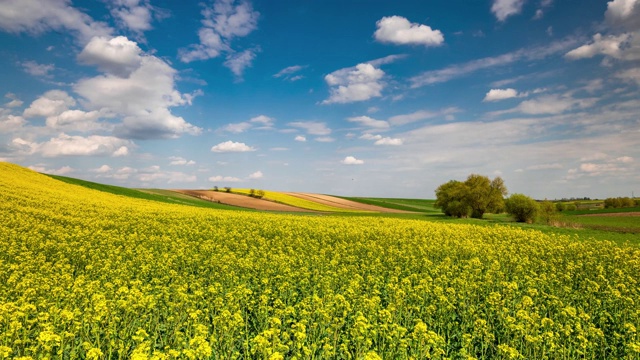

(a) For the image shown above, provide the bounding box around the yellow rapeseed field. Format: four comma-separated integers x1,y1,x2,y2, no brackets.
1,162,639,359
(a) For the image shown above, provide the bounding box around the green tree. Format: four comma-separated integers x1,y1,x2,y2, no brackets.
505,194,539,223
434,174,507,219
538,200,557,225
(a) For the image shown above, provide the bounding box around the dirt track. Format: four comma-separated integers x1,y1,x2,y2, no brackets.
174,190,313,212
283,192,414,213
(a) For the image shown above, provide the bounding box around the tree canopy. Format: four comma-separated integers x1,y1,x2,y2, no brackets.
434,174,508,219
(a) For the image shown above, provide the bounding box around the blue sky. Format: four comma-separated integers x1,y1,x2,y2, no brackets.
0,0,639,199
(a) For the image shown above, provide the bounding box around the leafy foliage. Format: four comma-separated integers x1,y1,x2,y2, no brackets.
434,174,507,219
505,194,539,223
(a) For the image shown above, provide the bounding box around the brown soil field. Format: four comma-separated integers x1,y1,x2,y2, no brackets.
579,212,640,217
283,192,414,213
174,190,313,212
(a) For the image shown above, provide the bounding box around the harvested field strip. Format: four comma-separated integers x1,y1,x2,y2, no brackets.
284,192,411,213
173,189,313,212
232,189,365,212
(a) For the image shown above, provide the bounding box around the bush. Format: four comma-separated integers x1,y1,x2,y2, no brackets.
555,202,565,212
565,204,577,211
604,197,635,208
255,190,265,199
224,187,232,193
505,194,539,223
538,200,558,225
213,186,219,192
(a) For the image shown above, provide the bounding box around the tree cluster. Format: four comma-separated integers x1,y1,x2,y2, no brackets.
434,174,507,219
604,197,638,208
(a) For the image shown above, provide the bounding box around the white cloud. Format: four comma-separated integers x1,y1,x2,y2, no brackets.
92,164,112,173
222,122,252,133
0,0,113,44
483,88,521,102
360,133,382,140
211,140,256,152
534,0,554,19
21,60,54,77
12,133,132,157
169,156,196,166
410,37,578,87
4,93,23,108
374,16,444,46
341,156,364,165
273,65,305,81
492,0,526,21
347,115,390,129
74,36,201,139
525,163,563,170
288,121,331,135
224,48,258,79
605,0,640,30
248,170,263,179
23,90,75,118
315,137,335,143
78,36,143,77
109,0,154,33
28,165,74,175
136,167,197,184
515,95,597,115
46,109,103,132
616,67,640,84
375,137,404,146
294,135,306,142
0,115,25,132
388,107,460,126
323,63,385,104
565,33,640,61
250,115,274,126
179,0,259,64
209,175,242,182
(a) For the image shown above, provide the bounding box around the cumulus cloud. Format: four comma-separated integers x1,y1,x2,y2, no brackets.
250,115,274,127
347,116,390,129
169,156,196,166
78,36,143,77
21,61,54,77
315,137,335,143
323,63,385,104
605,0,640,30
375,137,404,146
492,0,526,21
288,121,331,135
248,170,263,179
23,90,76,118
12,133,132,157
74,36,201,139
483,88,521,102
179,0,259,77
211,140,256,152
374,16,444,46
360,133,382,140
341,156,364,165
0,114,25,132
91,164,112,173
294,135,306,142
109,0,154,33
0,0,112,44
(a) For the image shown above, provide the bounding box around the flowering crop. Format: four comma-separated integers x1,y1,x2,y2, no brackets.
1,162,639,359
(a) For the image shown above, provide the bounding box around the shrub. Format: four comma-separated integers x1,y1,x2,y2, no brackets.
565,204,577,211
213,186,219,192
249,189,256,197
505,194,539,223
555,202,565,212
224,187,232,193
538,200,558,225
255,190,265,199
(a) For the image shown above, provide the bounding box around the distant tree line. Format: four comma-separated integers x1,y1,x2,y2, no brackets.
604,197,639,208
